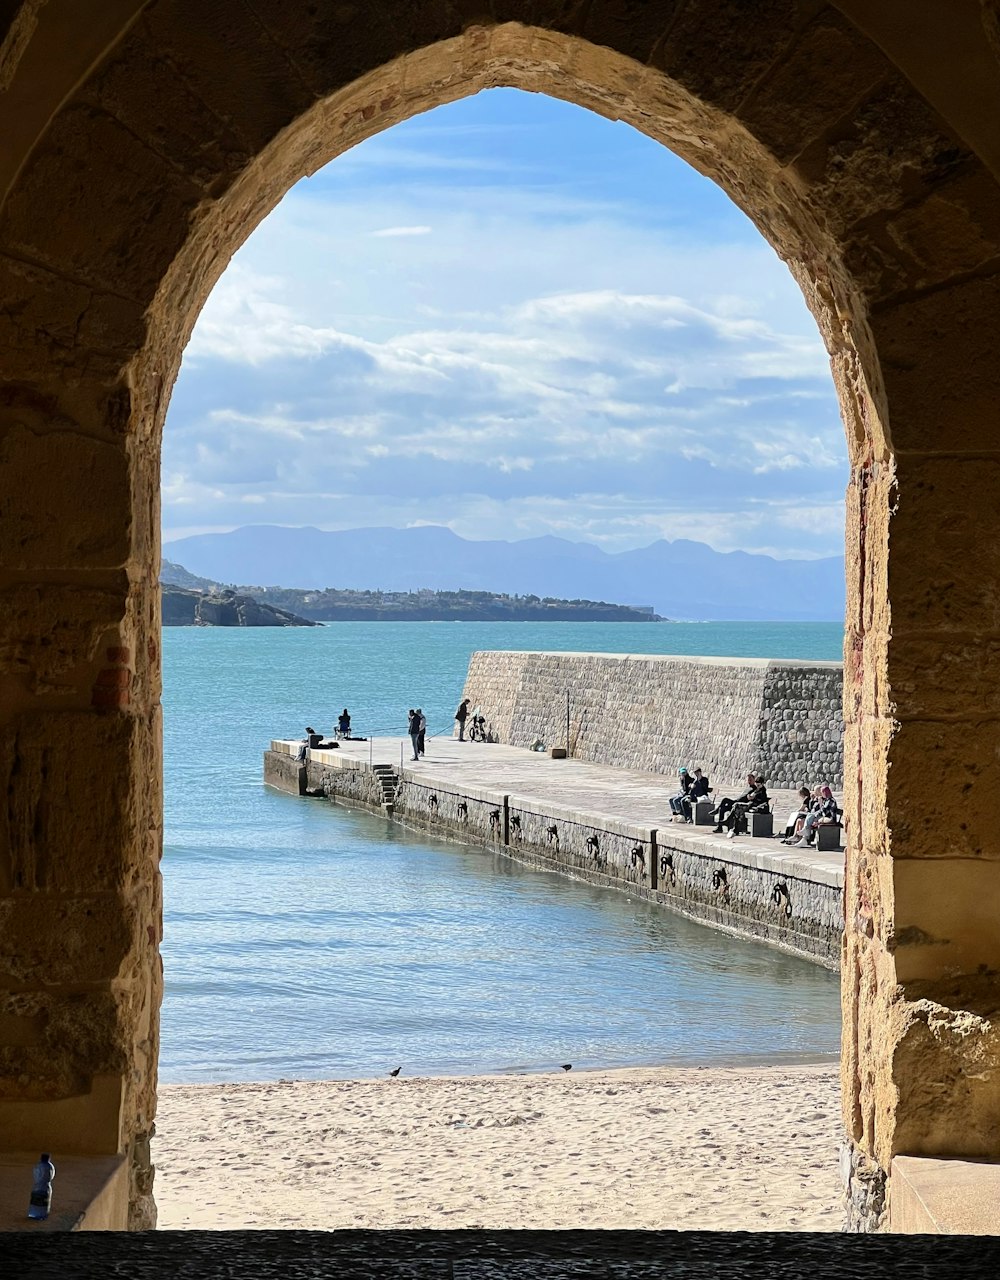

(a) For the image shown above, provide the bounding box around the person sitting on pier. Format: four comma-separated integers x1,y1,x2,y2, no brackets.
679,767,710,822
781,787,813,842
668,767,692,817
785,785,822,843
337,708,351,739
712,773,768,837
793,785,839,847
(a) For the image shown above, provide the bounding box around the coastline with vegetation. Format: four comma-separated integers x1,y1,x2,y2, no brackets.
161,560,665,625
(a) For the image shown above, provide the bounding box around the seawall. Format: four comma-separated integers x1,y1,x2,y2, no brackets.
461,652,844,789
265,740,843,969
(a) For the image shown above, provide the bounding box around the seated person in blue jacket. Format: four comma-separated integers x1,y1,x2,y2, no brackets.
712,774,769,837
337,708,351,739
668,767,692,816
678,766,710,821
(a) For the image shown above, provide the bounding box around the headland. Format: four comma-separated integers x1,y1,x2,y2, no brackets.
161,559,665,622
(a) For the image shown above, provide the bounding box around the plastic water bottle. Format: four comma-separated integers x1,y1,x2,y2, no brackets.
27,1153,55,1220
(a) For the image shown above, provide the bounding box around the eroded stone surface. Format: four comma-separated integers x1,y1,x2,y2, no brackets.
0,989,125,1102
892,984,1000,1158
0,584,125,695
0,427,131,570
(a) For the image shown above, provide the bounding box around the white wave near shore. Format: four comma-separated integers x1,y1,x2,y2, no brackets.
152,1063,842,1231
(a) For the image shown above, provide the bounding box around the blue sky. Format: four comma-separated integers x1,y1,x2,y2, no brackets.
163,89,847,559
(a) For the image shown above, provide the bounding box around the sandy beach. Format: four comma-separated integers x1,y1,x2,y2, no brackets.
152,1063,842,1231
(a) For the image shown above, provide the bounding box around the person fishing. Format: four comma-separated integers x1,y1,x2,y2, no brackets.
455,698,471,741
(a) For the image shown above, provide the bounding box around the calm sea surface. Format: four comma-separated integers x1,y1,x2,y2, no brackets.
161,621,843,1083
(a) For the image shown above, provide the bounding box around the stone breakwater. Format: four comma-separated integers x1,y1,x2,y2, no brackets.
462,652,844,790
264,741,843,969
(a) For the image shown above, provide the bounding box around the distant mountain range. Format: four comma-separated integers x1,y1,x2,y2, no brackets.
163,525,845,622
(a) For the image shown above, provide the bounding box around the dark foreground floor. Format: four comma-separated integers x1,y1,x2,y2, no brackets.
4,1230,1000,1279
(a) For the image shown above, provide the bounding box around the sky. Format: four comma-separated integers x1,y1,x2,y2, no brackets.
162,89,847,560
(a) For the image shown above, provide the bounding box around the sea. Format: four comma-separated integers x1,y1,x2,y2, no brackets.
161,621,844,1084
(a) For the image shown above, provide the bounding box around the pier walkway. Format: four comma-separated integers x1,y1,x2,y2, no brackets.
295,733,845,892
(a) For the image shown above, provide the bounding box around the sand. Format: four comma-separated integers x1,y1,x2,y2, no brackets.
152,1063,843,1231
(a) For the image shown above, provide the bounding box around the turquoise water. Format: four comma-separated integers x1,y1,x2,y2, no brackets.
161,622,843,1083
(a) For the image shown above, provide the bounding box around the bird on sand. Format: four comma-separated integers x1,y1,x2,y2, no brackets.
389,1067,401,1077
560,1063,572,1072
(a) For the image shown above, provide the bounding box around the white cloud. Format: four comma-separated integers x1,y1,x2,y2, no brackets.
371,225,432,237
184,266,370,365
165,267,845,553
164,91,849,559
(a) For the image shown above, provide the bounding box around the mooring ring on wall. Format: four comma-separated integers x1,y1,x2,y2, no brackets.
510,814,523,842
712,867,729,894
630,845,645,875
659,852,676,887
586,834,600,862
456,801,468,820
489,808,502,834
546,824,559,845
428,793,438,810
772,881,793,918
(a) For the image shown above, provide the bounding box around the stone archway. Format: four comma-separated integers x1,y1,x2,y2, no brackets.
3,1,1000,1231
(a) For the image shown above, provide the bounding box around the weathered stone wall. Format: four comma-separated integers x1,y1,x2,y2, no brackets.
263,749,306,796
398,782,842,968
463,652,843,789
265,745,388,810
307,758,389,812
842,1144,888,1232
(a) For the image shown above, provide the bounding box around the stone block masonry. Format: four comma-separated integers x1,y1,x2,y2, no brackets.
264,748,387,810
463,652,844,789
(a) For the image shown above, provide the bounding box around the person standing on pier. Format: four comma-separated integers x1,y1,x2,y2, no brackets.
455,699,470,741
416,709,427,757
408,709,421,761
